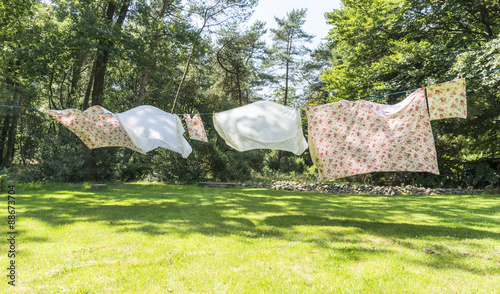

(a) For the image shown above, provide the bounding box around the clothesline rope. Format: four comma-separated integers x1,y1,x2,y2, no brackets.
0,104,39,111
192,67,500,116
1,67,499,114
342,67,500,103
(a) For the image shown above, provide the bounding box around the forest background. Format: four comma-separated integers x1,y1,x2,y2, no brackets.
1,0,499,188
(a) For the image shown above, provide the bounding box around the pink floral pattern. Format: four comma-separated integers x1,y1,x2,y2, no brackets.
427,78,467,120
47,106,144,153
184,114,208,142
306,88,439,181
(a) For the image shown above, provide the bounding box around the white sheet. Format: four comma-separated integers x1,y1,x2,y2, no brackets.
116,105,192,158
213,101,308,155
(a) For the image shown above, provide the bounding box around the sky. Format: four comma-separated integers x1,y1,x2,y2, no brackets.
248,0,343,48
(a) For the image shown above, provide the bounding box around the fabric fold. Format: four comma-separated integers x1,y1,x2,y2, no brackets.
184,113,208,142
426,78,467,120
46,106,144,153
116,105,192,158
307,88,439,181
213,100,308,155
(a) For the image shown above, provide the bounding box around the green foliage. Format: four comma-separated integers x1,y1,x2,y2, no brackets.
3,0,498,189
242,150,265,172
264,150,309,174
12,123,126,183
117,162,152,182
321,0,500,188
213,21,267,106
266,8,313,106
0,168,12,189
151,148,205,184
212,150,251,182
464,162,499,187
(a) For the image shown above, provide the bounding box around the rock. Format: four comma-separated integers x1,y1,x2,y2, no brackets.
238,180,486,196
91,184,107,191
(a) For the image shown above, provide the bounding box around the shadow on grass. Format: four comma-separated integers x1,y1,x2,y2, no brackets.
17,183,500,241
16,182,500,275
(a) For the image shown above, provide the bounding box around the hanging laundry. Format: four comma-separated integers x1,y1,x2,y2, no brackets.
306,88,439,181
184,113,208,142
116,105,192,158
46,106,144,153
213,100,308,155
426,78,467,120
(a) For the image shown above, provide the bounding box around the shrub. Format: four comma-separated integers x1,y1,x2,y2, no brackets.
0,168,12,189
151,148,204,184
264,150,307,173
118,162,151,182
463,162,499,188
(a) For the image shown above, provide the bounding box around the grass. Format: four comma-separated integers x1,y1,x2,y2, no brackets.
1,182,499,293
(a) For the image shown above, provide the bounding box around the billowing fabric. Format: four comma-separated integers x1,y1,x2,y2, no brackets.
184,114,208,142
306,88,439,181
47,106,144,153
213,100,308,155
427,78,467,120
116,106,192,158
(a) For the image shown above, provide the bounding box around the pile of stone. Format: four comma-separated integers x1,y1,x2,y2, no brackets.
264,181,483,196
234,182,267,189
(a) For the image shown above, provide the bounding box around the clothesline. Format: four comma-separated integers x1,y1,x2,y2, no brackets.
18,81,469,181
0,104,39,111
358,68,500,102
1,67,499,114
187,67,500,116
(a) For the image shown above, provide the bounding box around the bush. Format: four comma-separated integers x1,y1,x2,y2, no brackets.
243,150,265,172
463,162,499,188
264,150,307,173
0,168,12,189
118,162,151,182
210,149,251,182
151,148,204,184
14,128,127,183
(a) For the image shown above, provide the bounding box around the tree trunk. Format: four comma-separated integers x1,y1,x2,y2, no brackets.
135,68,152,106
2,66,21,167
479,5,493,39
86,1,130,181
67,59,83,108
90,0,129,107
85,2,115,181
278,46,292,171
133,0,171,107
48,70,56,109
171,8,209,114
84,149,98,181
83,59,96,110
58,70,68,108
91,2,115,106
236,70,242,106
171,44,195,113
0,111,11,167
4,107,19,166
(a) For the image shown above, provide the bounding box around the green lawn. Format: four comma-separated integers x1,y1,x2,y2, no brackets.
2,182,500,293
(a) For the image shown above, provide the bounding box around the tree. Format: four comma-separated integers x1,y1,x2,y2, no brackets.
322,0,407,102
170,0,258,113
301,43,332,106
214,21,267,106
132,0,178,107
263,9,313,170
90,0,131,107
266,8,313,107
0,0,40,167
322,0,500,186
